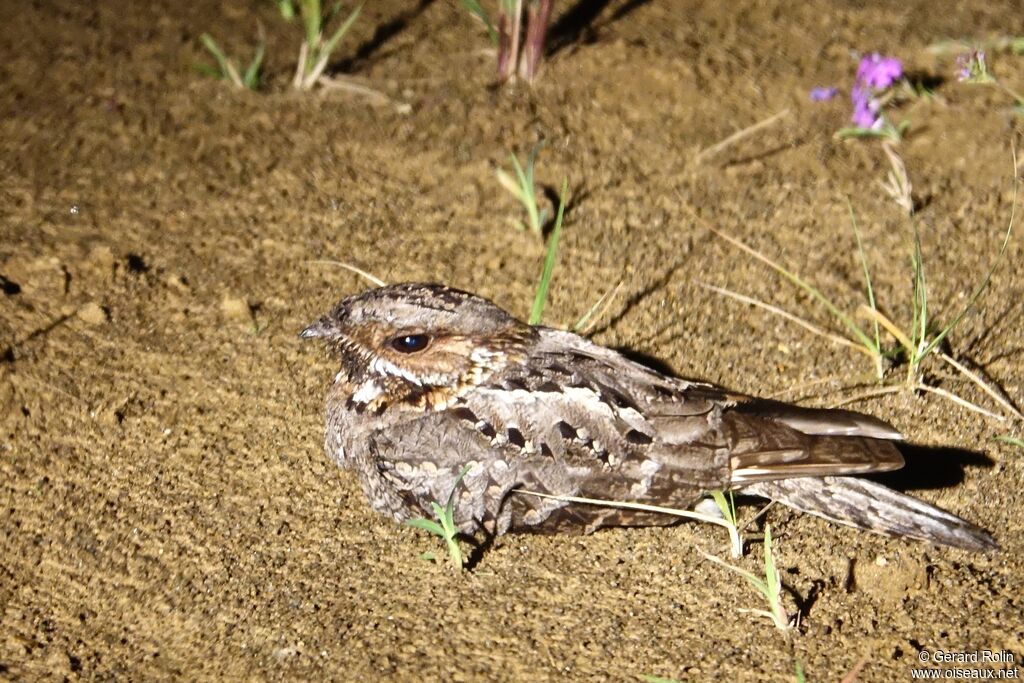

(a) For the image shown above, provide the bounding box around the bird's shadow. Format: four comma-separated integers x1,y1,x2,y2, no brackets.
869,443,993,492
464,528,497,571
615,347,679,376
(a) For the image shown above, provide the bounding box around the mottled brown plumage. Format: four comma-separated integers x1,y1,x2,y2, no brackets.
301,283,996,551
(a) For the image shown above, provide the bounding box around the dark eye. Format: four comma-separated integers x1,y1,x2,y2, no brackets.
391,334,430,353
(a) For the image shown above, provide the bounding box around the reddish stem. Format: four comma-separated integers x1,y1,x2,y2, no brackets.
519,0,553,82
505,0,524,82
497,7,513,81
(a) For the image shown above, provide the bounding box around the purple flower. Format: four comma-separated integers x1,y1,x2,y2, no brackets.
856,53,903,89
851,86,881,128
956,50,989,82
847,53,902,128
810,86,838,102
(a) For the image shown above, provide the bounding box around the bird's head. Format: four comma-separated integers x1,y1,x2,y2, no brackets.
301,283,536,390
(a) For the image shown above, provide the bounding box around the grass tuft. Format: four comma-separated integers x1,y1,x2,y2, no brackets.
693,147,1020,421
700,525,792,631
272,0,298,20
199,30,265,90
460,0,498,44
292,1,363,90
529,179,569,325
496,144,548,237
405,464,473,571
710,490,742,558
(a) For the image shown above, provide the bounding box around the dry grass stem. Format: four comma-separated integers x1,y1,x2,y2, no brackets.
319,76,393,105
937,352,1023,420
308,260,388,286
701,283,867,354
880,141,914,215
916,384,1006,421
766,377,841,400
575,281,624,334
693,109,791,164
513,490,734,531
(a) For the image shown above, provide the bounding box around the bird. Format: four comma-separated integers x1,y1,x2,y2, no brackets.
300,282,996,552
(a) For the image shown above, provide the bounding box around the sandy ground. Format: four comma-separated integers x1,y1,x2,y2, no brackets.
1,0,1023,680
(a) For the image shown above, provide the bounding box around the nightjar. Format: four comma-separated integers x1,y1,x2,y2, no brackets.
301,283,996,552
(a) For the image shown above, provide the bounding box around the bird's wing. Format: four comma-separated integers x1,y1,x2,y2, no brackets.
523,328,905,487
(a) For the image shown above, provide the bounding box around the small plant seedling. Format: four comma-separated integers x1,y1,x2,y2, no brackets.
696,151,1020,421
835,120,910,142
273,0,297,20
505,172,623,334
292,0,362,90
496,144,548,237
710,490,742,558
459,0,498,44
927,36,1024,56
199,31,265,90
495,0,554,82
405,464,473,571
700,525,793,631
836,53,908,141
528,178,569,325
955,48,1024,112
995,435,1024,450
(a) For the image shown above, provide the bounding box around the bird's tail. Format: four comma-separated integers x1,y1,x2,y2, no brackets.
744,476,997,552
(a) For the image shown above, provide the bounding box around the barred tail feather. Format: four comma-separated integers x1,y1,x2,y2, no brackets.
744,476,997,552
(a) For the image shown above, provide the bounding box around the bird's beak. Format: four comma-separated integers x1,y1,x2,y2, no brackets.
299,318,334,339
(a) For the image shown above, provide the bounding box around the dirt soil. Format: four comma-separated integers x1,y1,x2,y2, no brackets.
2,0,1024,680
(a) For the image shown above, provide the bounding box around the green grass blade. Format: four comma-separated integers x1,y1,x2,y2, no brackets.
199,34,232,76
710,490,736,526
320,3,362,65
194,63,221,78
509,153,529,191
737,567,771,596
763,525,778,600
276,0,297,20
444,534,463,568
848,201,881,356
510,154,536,232
327,0,342,23
405,518,445,536
242,40,266,89
529,179,569,325
525,142,544,187
910,227,928,363
794,660,806,683
495,168,526,204
459,0,497,43
301,0,323,48
508,153,540,233
995,435,1024,449
710,227,877,352
444,464,473,520
920,188,1016,359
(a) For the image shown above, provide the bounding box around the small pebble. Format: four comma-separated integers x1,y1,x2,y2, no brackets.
77,302,107,325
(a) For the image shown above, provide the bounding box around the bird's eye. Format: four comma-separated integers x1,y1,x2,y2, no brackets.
391,334,431,353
